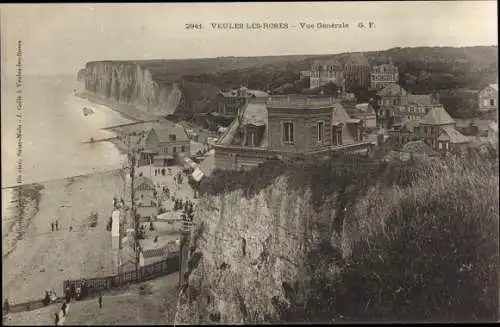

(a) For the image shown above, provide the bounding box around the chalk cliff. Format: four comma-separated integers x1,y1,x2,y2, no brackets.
174,155,499,323
173,159,383,323
84,61,183,116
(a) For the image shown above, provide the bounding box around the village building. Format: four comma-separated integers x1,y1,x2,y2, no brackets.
215,86,269,116
377,84,437,120
478,83,498,119
343,53,371,91
139,125,191,167
214,95,372,171
309,60,346,92
134,175,158,221
370,62,399,90
417,105,470,153
377,83,408,118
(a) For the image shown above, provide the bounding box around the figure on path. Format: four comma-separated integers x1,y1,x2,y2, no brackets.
55,220,59,231
98,292,103,309
51,222,54,232
61,302,67,317
54,312,59,325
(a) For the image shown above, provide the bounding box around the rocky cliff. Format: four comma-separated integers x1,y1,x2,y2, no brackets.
175,155,499,323
84,61,183,116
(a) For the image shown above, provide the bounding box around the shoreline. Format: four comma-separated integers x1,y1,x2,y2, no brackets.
75,91,161,122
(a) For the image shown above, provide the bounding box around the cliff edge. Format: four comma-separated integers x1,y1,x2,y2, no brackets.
83,61,183,117
175,155,499,323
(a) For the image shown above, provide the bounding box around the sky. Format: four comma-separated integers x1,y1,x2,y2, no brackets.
0,2,498,76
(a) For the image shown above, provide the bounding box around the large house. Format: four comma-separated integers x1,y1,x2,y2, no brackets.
378,84,438,119
214,96,372,171
309,60,346,91
370,62,399,90
343,53,371,91
478,83,498,118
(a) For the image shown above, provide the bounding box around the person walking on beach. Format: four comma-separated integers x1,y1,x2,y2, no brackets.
51,222,54,232
55,220,59,231
61,302,67,317
98,292,103,309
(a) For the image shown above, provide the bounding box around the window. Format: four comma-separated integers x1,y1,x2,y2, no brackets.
169,134,176,141
181,146,186,152
317,121,324,143
490,99,495,106
283,122,294,144
483,99,489,106
333,128,343,145
173,146,177,154
247,130,256,146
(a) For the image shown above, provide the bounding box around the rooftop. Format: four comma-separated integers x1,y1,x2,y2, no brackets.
420,105,455,125
489,83,498,91
438,126,470,144
217,102,269,147
151,124,190,143
267,95,338,110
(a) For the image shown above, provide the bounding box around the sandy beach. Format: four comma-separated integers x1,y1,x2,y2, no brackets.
75,92,161,122
2,169,125,305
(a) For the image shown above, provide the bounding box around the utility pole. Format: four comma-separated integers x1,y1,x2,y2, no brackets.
126,134,140,282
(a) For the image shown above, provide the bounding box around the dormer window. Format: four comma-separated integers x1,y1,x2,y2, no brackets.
169,134,176,141
247,130,256,147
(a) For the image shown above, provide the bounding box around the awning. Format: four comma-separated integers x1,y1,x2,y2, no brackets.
183,157,198,169
191,167,204,182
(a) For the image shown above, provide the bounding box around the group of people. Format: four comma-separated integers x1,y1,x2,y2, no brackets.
173,198,195,216
154,168,167,176
50,219,59,232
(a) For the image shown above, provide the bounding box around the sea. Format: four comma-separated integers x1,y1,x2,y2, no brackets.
1,74,133,225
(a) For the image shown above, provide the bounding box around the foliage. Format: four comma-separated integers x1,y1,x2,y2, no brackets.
299,157,499,322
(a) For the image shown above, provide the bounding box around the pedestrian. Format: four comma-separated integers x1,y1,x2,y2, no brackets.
61,302,67,317
55,220,59,231
69,226,72,232
51,222,54,232
3,298,9,314
54,312,59,325
98,292,103,309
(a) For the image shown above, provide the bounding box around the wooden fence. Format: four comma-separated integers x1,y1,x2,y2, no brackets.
63,252,180,294
3,252,180,315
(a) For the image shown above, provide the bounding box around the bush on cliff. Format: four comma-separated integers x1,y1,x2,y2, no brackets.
302,157,499,322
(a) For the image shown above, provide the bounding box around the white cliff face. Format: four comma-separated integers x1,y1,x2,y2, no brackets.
175,176,342,324
84,61,182,116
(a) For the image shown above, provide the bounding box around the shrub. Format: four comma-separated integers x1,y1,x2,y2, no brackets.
303,157,499,322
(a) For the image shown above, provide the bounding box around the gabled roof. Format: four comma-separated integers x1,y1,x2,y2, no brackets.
331,102,352,124
437,126,469,144
151,124,189,143
420,106,455,125
489,84,498,91
407,94,434,105
377,83,407,97
134,175,155,190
